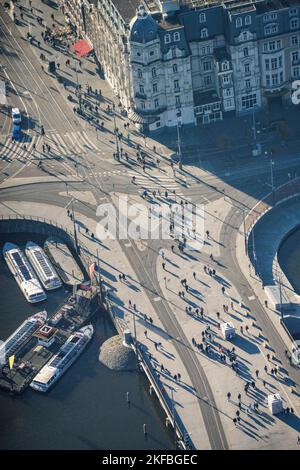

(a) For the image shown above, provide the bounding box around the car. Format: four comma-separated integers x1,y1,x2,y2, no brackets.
12,107,21,124
12,124,21,140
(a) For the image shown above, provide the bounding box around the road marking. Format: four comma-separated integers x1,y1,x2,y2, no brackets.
153,297,162,302
248,295,255,300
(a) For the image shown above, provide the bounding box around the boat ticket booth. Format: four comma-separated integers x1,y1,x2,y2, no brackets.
221,322,236,340
268,394,283,415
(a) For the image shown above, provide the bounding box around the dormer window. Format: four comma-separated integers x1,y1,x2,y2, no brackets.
201,28,208,39
199,12,206,23
289,8,298,17
173,32,180,41
165,34,171,44
236,17,242,28
222,61,230,71
245,15,251,26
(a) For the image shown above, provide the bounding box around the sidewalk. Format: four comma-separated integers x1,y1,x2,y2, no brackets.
156,234,299,448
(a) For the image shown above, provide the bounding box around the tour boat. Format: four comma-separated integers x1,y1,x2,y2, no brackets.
0,311,47,367
30,324,94,392
25,241,62,291
3,242,47,303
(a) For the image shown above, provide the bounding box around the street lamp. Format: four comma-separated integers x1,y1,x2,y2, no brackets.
113,111,120,159
176,110,182,171
171,388,178,450
270,159,275,205
66,197,79,254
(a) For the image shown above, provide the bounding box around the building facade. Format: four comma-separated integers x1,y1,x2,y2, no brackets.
62,0,300,131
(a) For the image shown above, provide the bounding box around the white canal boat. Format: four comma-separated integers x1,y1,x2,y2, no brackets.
25,241,62,291
30,324,94,392
3,242,47,303
0,311,47,367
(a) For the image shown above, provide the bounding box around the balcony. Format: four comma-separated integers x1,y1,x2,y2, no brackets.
135,91,147,100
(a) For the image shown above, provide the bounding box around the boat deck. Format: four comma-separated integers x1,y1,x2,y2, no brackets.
0,288,99,394
44,237,85,286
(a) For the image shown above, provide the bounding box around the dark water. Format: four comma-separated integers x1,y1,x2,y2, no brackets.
278,227,300,295
0,233,172,450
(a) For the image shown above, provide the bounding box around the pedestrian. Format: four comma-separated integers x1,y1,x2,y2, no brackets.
255,370,259,378
233,418,237,426
162,262,166,270
240,326,243,334
144,330,147,338
222,286,225,295
193,272,196,279
227,392,231,401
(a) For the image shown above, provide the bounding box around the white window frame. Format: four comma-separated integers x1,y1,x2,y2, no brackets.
245,15,251,26
199,12,206,23
173,32,180,42
201,28,208,39
236,17,242,28
165,34,171,44
290,18,299,30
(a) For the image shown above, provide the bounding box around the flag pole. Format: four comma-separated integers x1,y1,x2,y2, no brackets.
96,249,105,303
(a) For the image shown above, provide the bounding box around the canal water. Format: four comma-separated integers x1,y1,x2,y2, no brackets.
0,233,173,450
278,227,300,295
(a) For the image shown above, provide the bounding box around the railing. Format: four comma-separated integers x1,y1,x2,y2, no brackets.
104,291,191,450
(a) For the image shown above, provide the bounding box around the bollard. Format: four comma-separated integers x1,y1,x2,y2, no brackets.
143,423,147,435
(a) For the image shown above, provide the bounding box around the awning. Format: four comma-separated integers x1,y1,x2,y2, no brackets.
128,111,158,125
71,39,93,57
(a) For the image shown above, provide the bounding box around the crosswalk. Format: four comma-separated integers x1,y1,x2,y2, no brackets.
127,170,186,198
0,130,102,175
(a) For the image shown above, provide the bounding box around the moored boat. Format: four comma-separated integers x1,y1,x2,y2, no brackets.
3,242,47,303
25,241,62,291
0,311,47,367
30,324,94,392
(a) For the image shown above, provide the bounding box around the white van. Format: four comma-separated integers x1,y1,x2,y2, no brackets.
12,107,21,124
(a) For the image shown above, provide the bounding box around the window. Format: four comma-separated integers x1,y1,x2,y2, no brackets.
244,63,250,74
290,18,299,30
137,51,141,57
223,75,230,85
165,34,171,44
173,32,180,42
279,56,282,68
291,35,299,46
241,93,257,109
290,8,298,17
201,28,208,38
263,13,277,23
225,98,234,108
272,73,278,86
222,61,229,71
139,84,144,94
203,60,212,71
154,98,159,108
199,12,206,23
293,66,300,78
138,69,142,78
265,58,270,71
266,75,271,86
265,23,278,35
271,57,278,70
175,95,181,107
263,40,282,52
204,75,212,86
174,79,180,91
173,63,178,73
156,120,161,129
244,47,249,57
152,68,157,78
280,71,283,83
153,83,158,93
236,17,242,28
212,102,220,111
292,51,299,63
140,101,145,110
245,79,251,90
224,88,233,97
149,51,154,56
172,46,176,58
243,31,248,41
245,15,251,26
